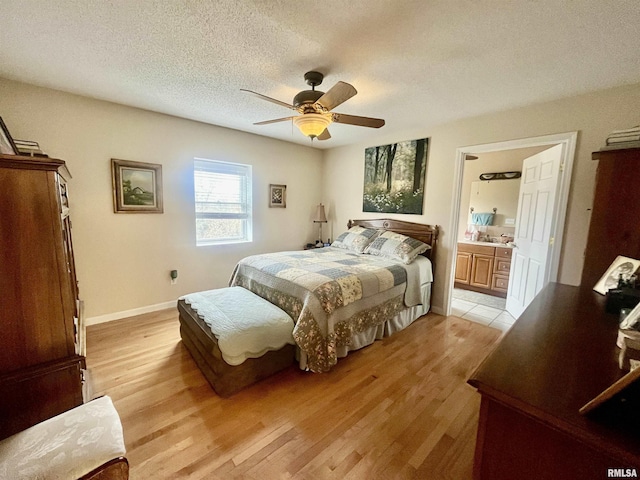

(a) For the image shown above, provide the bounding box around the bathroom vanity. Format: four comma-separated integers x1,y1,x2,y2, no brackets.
455,242,513,298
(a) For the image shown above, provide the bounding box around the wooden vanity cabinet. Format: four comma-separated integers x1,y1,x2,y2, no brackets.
0,154,85,440
470,253,494,289
456,243,512,297
455,251,473,284
491,247,513,294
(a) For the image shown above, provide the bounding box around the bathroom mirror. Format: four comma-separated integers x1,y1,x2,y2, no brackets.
469,180,519,227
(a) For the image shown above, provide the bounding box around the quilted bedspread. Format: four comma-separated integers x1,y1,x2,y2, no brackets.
229,247,419,372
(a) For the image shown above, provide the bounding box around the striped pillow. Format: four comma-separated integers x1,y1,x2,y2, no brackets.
331,226,380,253
364,231,430,264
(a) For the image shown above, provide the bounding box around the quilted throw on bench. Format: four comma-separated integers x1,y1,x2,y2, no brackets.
229,247,421,373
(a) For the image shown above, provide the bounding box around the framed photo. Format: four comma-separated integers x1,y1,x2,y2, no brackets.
269,184,286,208
0,117,18,155
111,159,163,213
593,255,640,295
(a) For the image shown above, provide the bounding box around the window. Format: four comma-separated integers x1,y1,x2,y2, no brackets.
194,159,252,246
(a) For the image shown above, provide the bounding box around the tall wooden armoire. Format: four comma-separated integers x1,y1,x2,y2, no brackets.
581,146,640,288
0,153,85,440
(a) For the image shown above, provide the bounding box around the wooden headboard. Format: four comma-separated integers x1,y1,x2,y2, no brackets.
347,218,439,264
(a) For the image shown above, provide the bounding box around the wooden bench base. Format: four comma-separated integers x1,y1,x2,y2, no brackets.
178,300,295,397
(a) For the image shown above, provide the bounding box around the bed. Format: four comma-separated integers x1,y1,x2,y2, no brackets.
179,218,438,375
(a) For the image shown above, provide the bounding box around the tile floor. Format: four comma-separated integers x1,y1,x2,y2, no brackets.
451,288,516,332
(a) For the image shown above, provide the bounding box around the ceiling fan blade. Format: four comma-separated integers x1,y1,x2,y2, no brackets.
315,81,357,111
240,89,296,110
317,129,331,141
253,116,295,125
331,113,385,128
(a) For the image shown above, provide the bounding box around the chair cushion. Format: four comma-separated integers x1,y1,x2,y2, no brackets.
0,396,126,480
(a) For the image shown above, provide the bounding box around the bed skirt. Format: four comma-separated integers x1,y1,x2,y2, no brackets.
297,282,432,370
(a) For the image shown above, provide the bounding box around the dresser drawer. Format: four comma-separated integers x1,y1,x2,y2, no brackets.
495,247,513,259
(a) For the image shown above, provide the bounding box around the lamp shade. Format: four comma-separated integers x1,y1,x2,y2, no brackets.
293,113,332,138
313,203,327,223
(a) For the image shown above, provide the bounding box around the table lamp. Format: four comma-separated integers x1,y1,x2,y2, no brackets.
313,203,327,247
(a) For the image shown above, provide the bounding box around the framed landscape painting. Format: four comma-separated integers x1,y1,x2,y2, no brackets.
111,159,163,213
363,138,429,214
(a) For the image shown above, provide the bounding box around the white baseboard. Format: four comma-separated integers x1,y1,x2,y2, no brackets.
85,300,176,326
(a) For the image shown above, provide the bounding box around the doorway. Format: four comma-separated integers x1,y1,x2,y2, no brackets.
445,132,578,323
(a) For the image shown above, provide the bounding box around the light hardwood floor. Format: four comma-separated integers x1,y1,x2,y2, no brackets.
86,309,501,479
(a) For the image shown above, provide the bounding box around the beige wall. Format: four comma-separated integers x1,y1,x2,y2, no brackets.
3,78,640,319
323,82,640,313
0,78,323,320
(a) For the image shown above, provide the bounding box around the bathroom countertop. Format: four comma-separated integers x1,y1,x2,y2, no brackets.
458,240,514,248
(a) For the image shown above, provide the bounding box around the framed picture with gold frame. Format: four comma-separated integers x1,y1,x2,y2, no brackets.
269,184,286,208
111,159,163,213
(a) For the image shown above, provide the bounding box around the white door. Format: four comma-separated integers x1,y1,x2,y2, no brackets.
506,145,563,319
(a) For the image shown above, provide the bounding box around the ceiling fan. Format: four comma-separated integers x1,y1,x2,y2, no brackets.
241,71,385,141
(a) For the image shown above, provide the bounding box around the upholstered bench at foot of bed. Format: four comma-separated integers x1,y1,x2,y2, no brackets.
178,287,296,397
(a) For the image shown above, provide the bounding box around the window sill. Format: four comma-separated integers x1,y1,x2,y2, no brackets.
196,239,252,247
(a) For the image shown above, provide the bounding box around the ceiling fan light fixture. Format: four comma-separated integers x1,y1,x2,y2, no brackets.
293,113,332,138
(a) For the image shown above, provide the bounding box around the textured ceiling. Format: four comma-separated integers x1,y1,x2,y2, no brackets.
1,1,639,149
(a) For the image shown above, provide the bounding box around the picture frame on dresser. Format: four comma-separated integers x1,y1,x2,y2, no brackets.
593,255,640,295
111,158,163,213
0,117,18,155
579,363,640,415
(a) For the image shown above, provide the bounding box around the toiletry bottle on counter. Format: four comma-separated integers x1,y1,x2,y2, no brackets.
472,230,479,242
464,226,473,241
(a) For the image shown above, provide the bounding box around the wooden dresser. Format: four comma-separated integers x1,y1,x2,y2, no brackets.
455,243,513,298
0,154,84,440
468,283,640,479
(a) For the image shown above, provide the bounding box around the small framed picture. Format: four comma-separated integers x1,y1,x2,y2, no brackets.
269,184,286,208
111,159,163,213
593,255,640,295
0,117,18,155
